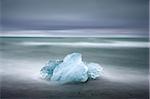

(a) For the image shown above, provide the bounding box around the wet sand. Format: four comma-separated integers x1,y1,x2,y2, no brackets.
1,75,149,99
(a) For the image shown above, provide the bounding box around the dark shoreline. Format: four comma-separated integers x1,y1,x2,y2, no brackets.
1,76,149,99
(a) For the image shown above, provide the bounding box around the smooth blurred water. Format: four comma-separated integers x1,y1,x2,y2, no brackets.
0,37,149,98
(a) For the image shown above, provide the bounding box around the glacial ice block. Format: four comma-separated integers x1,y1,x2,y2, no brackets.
40,53,103,84
51,53,88,83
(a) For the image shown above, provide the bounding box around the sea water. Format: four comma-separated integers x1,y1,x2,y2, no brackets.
0,37,149,98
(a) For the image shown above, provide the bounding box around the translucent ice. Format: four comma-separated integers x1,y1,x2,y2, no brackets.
51,53,88,83
40,53,103,84
87,63,103,79
40,60,62,80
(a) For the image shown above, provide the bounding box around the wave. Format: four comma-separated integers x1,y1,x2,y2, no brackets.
18,41,149,48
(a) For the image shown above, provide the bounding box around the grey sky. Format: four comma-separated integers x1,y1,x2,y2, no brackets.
1,0,149,31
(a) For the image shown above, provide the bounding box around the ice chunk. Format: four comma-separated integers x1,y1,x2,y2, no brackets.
87,63,103,79
40,53,103,84
63,53,82,63
51,53,88,83
40,60,62,80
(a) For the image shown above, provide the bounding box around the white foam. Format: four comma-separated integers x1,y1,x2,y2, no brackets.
102,65,148,84
19,41,149,48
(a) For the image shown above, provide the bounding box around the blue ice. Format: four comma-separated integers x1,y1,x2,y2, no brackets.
40,53,103,84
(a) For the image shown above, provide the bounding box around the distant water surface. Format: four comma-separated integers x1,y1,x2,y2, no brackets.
0,37,149,99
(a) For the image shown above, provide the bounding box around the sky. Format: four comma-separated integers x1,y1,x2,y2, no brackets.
1,0,149,36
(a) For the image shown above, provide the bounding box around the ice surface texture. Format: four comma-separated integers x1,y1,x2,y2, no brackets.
40,53,103,84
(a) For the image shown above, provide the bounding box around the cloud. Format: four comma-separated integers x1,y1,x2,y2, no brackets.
1,0,149,35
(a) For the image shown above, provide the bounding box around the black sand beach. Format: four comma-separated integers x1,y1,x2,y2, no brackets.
1,75,149,99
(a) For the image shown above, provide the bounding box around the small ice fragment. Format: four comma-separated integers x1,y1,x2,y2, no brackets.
87,63,103,79
40,60,62,80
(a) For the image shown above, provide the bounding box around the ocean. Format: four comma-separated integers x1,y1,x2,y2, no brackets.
0,37,149,99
